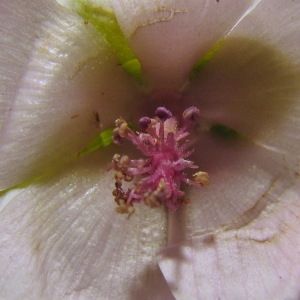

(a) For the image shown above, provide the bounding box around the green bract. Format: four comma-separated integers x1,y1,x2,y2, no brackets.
78,127,114,156
73,1,143,81
190,40,223,78
211,123,246,140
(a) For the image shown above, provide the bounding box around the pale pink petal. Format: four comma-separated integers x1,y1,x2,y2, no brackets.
157,2,300,298
57,0,112,10
112,0,262,89
186,36,300,159
0,0,139,190
229,0,300,156
231,0,300,64
159,181,300,299
187,0,300,158
175,0,300,240
0,152,173,299
167,136,298,244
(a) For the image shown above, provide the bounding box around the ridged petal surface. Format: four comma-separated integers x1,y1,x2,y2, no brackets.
0,0,139,189
0,152,172,299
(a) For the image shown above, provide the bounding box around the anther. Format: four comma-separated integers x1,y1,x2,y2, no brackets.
112,130,124,145
118,122,129,138
120,155,130,167
193,171,210,187
183,106,200,123
155,107,172,120
138,116,152,130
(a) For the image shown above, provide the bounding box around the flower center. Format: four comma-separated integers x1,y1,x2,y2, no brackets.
109,106,209,217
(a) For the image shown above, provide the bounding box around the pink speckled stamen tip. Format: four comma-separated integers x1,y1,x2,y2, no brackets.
110,106,209,217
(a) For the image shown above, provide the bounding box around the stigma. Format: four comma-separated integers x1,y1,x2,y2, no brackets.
109,106,209,216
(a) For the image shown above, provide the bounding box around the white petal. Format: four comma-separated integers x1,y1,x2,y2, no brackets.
214,0,300,156
56,0,112,10
176,1,300,241
0,151,173,299
167,134,298,244
112,0,262,89
186,35,300,159
0,0,140,190
159,181,300,299
186,8,300,165
230,0,300,64
157,3,300,297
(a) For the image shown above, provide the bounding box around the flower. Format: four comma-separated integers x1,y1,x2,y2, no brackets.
0,0,300,299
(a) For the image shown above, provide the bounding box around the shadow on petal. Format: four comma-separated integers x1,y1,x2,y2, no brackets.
129,264,175,300
187,37,300,156
159,182,300,299
167,38,300,243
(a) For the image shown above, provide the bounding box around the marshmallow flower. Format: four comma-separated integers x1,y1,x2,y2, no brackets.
0,0,300,299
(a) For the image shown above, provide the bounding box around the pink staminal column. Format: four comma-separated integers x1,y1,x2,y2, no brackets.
109,106,209,216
